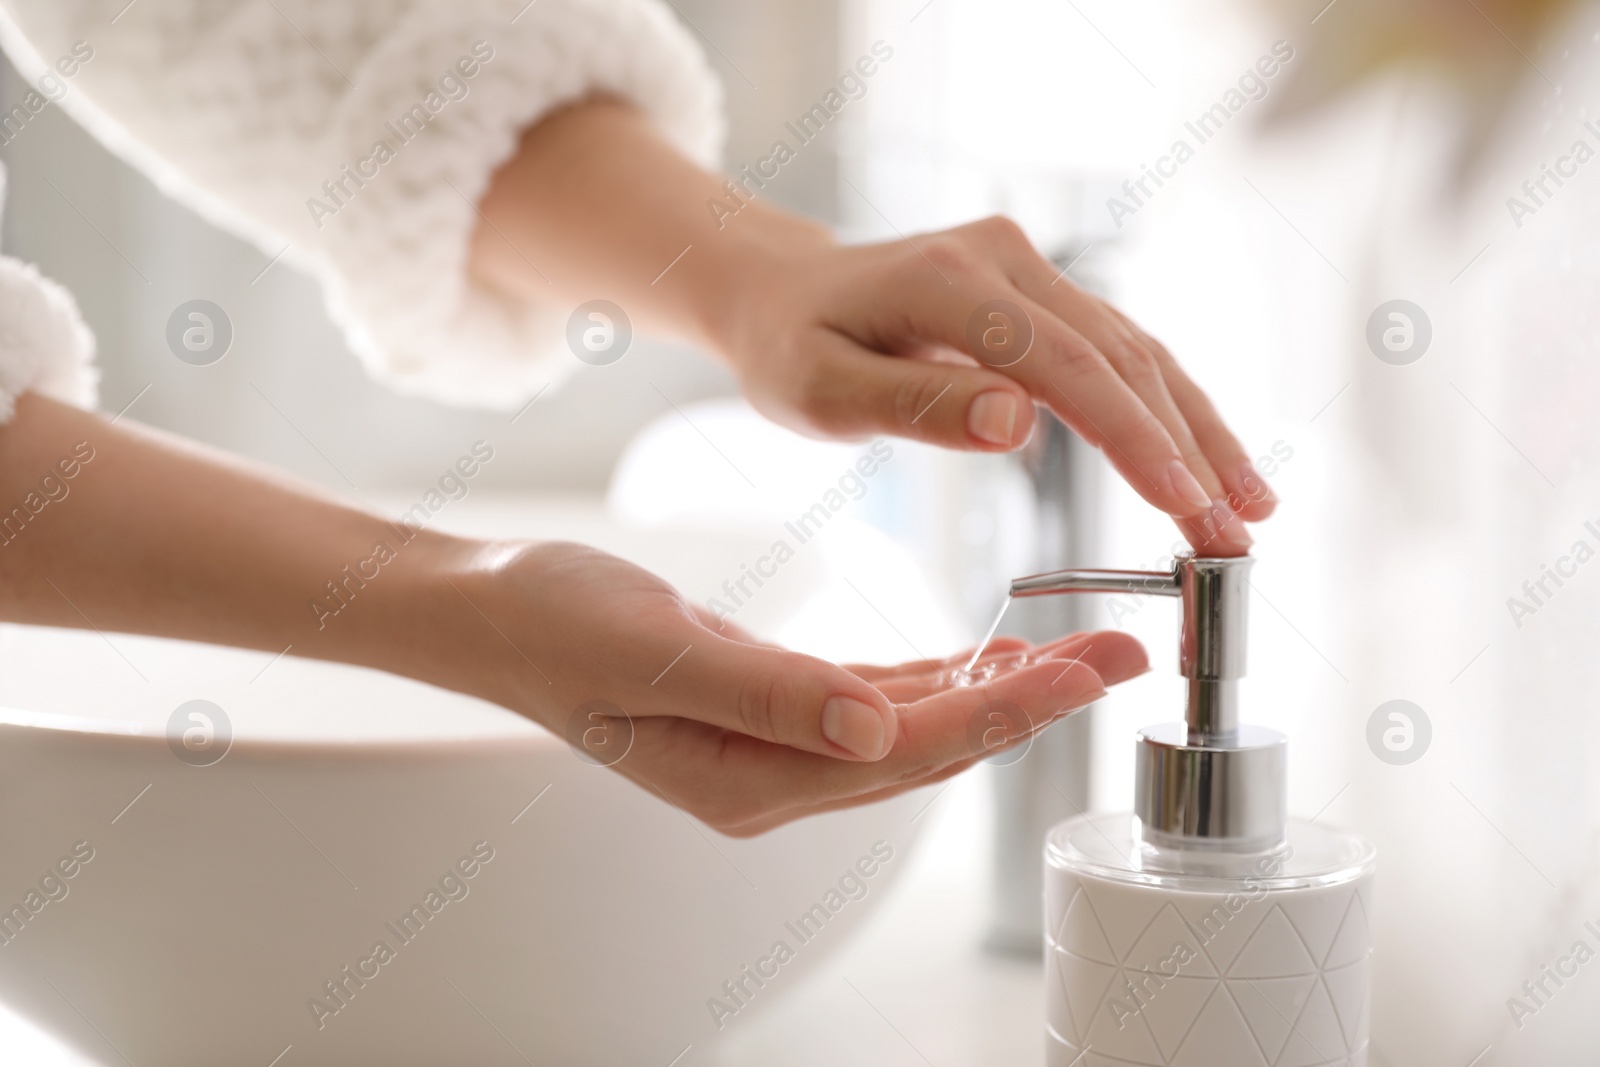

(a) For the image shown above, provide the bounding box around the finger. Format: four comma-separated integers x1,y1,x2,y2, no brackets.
842,636,1031,682
795,328,1036,451
729,631,1150,833
660,632,898,761
689,605,768,645
1128,318,1278,522
724,743,991,835
872,629,1148,703
751,655,1108,805
1020,627,1149,670
729,728,1033,834
867,631,1097,702
1041,629,1149,686
708,656,1114,832
970,291,1214,519
831,243,1213,517
867,641,1061,703
1011,272,1253,554
613,645,1141,835
1087,322,1256,554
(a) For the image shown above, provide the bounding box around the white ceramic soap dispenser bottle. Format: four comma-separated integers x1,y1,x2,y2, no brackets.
1012,555,1375,1067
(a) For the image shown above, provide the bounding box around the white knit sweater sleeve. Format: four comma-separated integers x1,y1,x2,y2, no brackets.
0,0,723,409
0,163,98,422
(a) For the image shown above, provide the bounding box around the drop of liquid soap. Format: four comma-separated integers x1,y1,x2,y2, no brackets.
948,652,1034,689
946,597,1024,687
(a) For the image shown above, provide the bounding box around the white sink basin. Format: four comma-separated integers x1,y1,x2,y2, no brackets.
0,495,953,1065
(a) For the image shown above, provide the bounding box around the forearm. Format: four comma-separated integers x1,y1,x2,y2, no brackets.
471,98,828,354
0,395,498,700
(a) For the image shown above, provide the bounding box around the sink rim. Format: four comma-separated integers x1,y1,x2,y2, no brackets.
0,704,566,759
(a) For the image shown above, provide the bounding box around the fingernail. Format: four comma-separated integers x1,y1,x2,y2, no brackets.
1210,498,1254,549
1049,688,1108,722
967,391,1017,446
822,696,889,760
1168,460,1214,511
1239,461,1278,505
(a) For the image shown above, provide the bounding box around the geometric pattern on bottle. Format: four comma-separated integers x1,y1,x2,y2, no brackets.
1045,870,1374,1067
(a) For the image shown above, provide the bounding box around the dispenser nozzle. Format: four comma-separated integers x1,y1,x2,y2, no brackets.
1008,555,1251,739
1005,554,1284,849
1009,567,1180,600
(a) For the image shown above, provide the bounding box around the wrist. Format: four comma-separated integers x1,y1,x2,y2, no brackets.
680,201,835,360
343,529,502,702
395,537,556,722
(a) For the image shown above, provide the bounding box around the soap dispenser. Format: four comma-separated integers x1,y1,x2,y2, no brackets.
1011,554,1375,1067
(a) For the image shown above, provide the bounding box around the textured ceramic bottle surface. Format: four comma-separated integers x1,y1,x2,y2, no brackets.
1045,814,1376,1067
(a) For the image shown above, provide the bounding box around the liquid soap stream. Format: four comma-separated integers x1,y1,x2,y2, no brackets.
962,596,1012,675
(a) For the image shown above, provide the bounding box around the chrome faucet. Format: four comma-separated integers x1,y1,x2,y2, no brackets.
982,236,1115,956
982,409,1103,955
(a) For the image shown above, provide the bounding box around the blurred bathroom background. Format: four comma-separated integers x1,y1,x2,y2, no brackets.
5,0,1600,1063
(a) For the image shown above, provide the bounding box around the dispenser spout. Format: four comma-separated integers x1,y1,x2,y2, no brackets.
1009,567,1180,599
1007,555,1253,740
1007,553,1280,848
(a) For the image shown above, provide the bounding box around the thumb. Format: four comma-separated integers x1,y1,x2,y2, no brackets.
796,330,1035,451
664,632,899,761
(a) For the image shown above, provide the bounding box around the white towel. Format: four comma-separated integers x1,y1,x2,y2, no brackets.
0,161,97,421
0,0,723,409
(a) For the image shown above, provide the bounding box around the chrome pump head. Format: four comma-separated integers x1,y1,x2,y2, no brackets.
1010,554,1287,852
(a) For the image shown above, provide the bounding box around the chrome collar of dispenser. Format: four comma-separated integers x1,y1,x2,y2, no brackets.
1010,554,1287,852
